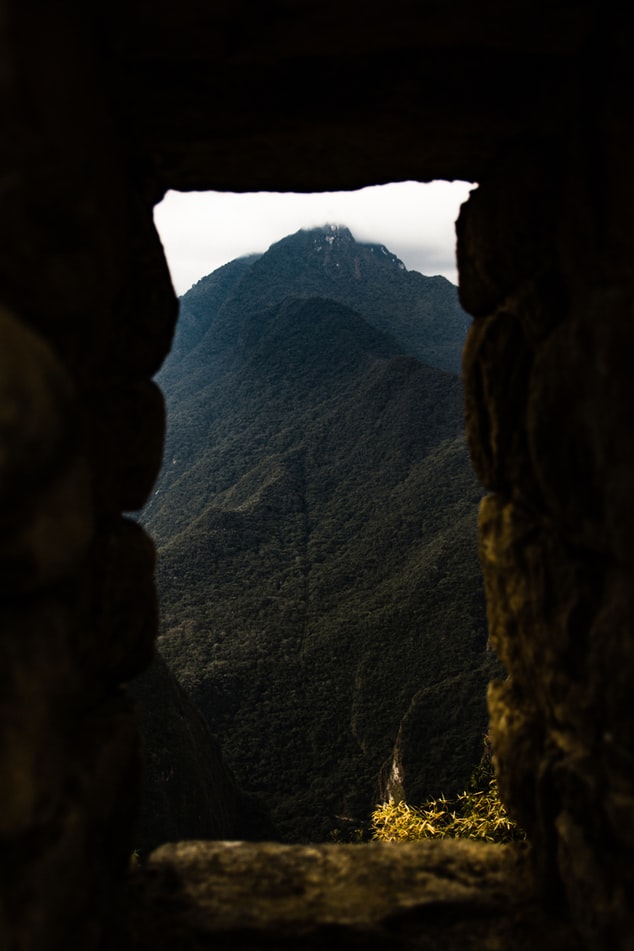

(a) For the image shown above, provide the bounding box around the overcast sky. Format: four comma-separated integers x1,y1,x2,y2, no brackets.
153,180,475,297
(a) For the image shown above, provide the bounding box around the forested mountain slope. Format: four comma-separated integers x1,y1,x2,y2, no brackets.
142,226,500,842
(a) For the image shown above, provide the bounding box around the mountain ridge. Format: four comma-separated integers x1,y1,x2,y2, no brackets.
141,226,499,842
159,225,468,388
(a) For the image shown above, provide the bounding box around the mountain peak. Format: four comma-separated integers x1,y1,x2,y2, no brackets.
269,223,354,253
264,223,409,277
163,224,469,383
307,223,354,244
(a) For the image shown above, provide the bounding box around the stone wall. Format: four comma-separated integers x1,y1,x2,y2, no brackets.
0,4,177,946
459,123,634,948
0,2,632,949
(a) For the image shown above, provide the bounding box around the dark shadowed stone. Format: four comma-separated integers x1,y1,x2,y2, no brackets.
589,580,634,759
508,270,569,345
462,311,534,498
53,692,141,951
0,596,79,837
108,195,179,380
0,306,76,494
88,518,158,683
478,489,632,934
0,601,140,950
456,153,561,319
0,308,94,593
0,454,94,595
120,839,581,950
527,290,634,569
478,493,604,716
527,323,607,552
82,381,166,514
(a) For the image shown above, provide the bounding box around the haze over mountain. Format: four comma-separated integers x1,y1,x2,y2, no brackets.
141,225,500,842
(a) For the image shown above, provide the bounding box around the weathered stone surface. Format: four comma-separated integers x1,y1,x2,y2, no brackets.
462,311,534,497
86,518,159,684
0,591,141,951
0,306,75,494
527,288,634,567
527,322,606,553
82,381,166,514
128,653,272,857
0,693,140,951
0,455,94,595
478,494,603,710
456,151,562,320
115,2,599,192
0,308,94,593
107,195,179,380
465,132,634,947
0,597,78,837
120,840,581,950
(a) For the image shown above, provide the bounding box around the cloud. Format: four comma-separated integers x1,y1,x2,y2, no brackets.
153,181,475,296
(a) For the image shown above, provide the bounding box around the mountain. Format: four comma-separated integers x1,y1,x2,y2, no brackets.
156,225,468,404
142,225,500,842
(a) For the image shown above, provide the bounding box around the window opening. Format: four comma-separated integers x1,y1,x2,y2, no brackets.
132,181,500,854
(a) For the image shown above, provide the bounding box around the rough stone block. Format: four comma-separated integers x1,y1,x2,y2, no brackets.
0,306,75,495
108,196,179,380
456,152,561,318
463,310,534,497
87,518,159,683
0,597,76,836
82,380,166,513
119,839,582,950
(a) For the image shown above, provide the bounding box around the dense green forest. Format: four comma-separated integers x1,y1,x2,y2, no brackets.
140,226,501,842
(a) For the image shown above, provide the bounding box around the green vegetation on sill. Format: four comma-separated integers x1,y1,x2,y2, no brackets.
371,750,525,845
